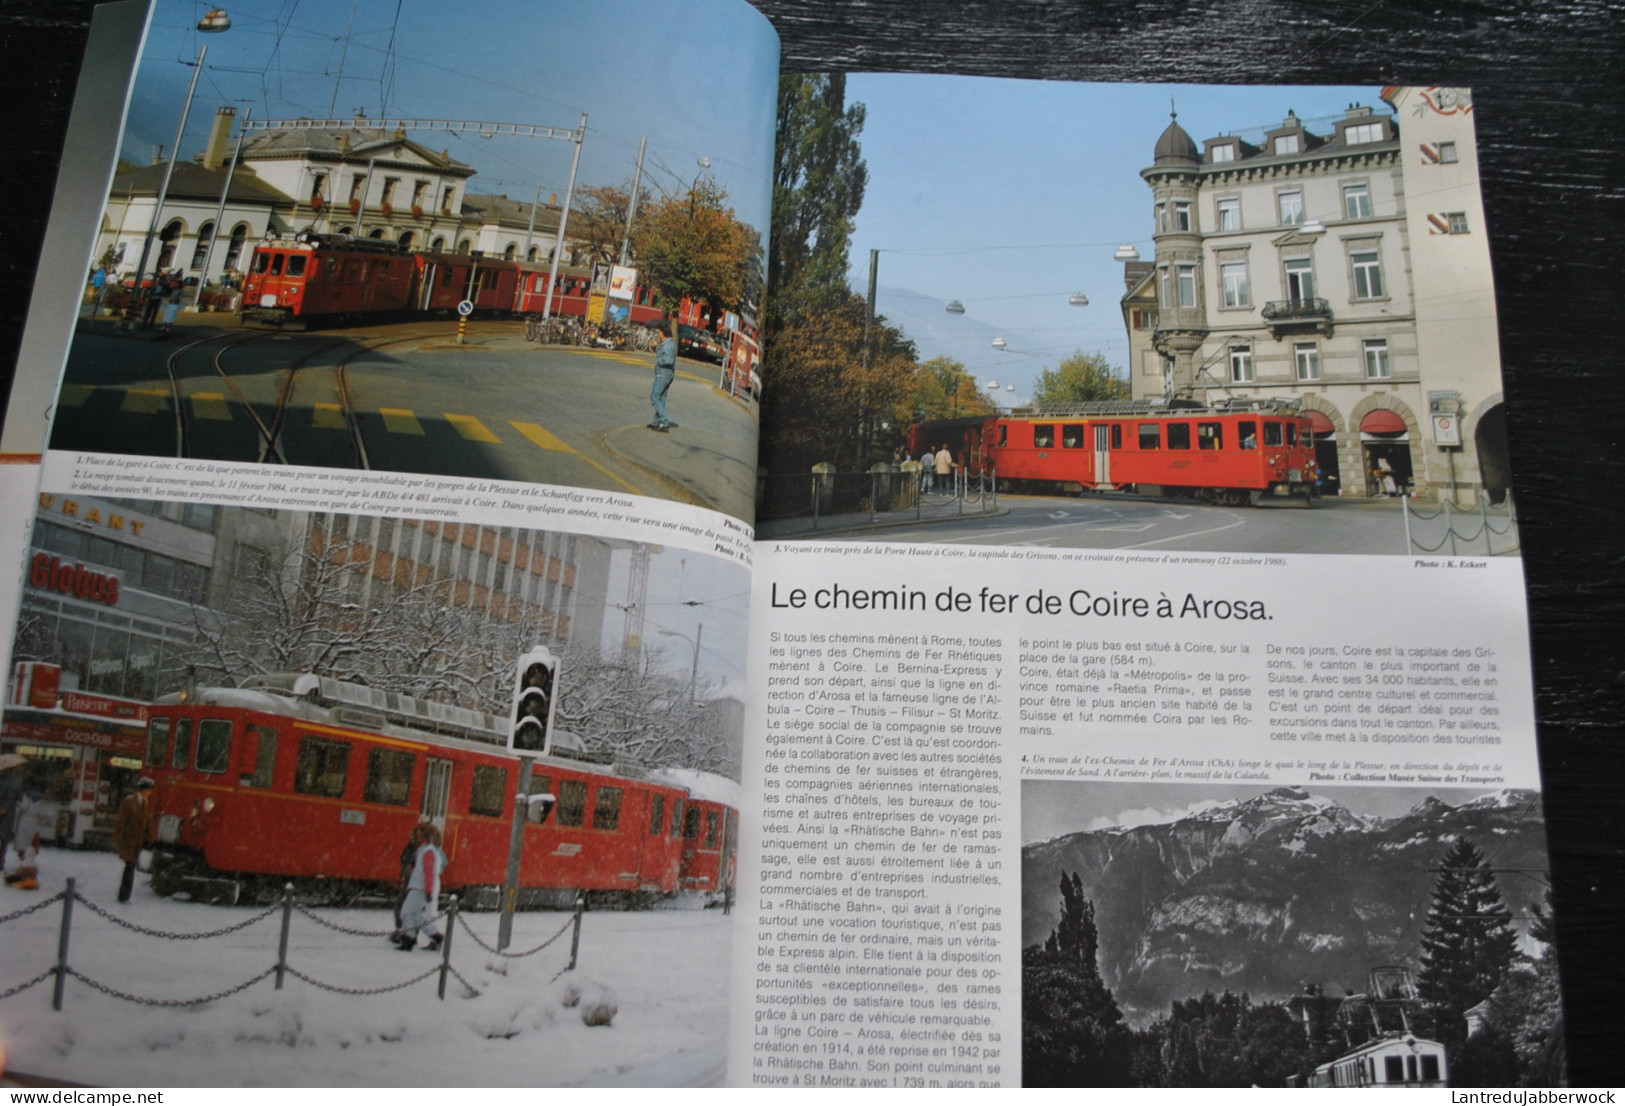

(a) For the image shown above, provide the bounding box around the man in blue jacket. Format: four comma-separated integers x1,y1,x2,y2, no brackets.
649,318,679,431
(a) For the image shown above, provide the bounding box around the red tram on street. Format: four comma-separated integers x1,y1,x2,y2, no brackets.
909,398,1319,507
240,235,667,329
141,673,738,908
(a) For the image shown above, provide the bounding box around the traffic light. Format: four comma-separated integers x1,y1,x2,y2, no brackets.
509,646,559,755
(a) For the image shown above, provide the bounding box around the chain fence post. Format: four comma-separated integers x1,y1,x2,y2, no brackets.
1401,493,1413,554
275,882,293,990
568,892,585,971
1481,498,1492,556
438,895,458,1000
812,474,820,531
870,471,878,524
1445,498,1457,556
52,877,75,1011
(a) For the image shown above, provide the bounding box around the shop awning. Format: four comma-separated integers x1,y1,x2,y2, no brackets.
1306,411,1336,435
1360,409,1408,434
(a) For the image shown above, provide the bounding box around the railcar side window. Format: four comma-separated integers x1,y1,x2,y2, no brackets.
671,797,684,836
470,765,507,817
286,256,307,277
706,810,720,848
997,425,1007,447
1138,424,1161,450
172,718,193,769
147,718,171,767
1238,421,1257,449
364,747,415,805
1198,422,1223,450
195,719,232,774
1033,424,1055,449
1110,424,1123,449
1286,423,1299,446
649,794,666,835
242,726,277,788
1062,424,1085,448
684,805,702,840
1167,423,1192,449
1421,1055,1440,1082
1264,421,1284,447
1384,1056,1404,1082
294,736,351,798
556,779,587,826
592,786,623,831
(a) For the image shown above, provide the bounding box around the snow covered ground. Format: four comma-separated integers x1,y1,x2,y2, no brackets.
0,848,734,1087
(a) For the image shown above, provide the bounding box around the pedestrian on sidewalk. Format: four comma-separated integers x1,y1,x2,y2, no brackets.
935,445,953,493
114,777,155,903
919,446,935,494
648,317,679,432
397,822,448,951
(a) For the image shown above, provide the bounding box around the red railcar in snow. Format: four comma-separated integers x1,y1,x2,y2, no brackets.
140,673,735,908
909,398,1319,507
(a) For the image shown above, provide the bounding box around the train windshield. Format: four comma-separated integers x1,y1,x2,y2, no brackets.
286,255,307,277
250,252,271,274
1239,421,1258,449
1264,421,1285,446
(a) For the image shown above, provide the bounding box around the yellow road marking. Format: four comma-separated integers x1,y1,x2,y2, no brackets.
191,392,232,421
446,413,501,443
510,420,646,496
312,402,347,429
379,407,425,434
58,385,94,407
509,421,573,452
120,388,169,414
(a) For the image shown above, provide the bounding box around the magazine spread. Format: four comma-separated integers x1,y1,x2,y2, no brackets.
0,0,1563,1091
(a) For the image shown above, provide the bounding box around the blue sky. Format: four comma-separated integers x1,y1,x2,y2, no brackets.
846,76,1395,403
122,0,778,235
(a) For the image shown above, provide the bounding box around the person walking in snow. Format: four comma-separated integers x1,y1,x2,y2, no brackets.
396,822,448,951
114,777,155,903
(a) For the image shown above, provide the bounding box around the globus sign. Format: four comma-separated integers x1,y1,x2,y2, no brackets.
30,553,120,606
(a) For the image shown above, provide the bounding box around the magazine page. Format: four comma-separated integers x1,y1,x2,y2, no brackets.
0,0,774,1088
734,75,1562,1089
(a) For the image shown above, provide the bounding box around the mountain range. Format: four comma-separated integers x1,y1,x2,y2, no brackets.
1020,787,1550,1021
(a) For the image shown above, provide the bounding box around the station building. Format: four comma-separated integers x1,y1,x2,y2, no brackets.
1121,87,1508,503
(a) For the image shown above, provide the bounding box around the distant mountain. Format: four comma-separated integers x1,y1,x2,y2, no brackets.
1021,787,1549,1021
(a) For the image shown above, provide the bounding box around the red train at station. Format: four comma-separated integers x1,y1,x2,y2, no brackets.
239,234,667,328
140,672,737,909
909,398,1319,507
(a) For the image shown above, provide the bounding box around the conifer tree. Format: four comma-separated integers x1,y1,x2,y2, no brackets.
1417,837,1518,1016
1023,872,1131,1085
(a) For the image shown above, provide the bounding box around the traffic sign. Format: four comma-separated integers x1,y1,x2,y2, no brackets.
456,299,474,317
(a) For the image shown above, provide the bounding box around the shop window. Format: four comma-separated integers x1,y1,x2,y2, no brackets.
195,718,232,773
294,737,350,798
1198,422,1223,450
1138,423,1161,450
172,718,193,770
364,747,415,805
593,786,623,831
556,779,587,826
1167,423,1192,450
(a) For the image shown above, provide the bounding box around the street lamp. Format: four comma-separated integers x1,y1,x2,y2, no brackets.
131,10,232,293
656,625,703,704
1114,243,1142,262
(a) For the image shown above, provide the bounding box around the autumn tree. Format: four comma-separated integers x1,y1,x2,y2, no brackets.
1022,871,1133,1086
572,183,646,266
904,356,996,424
637,175,758,326
1030,350,1130,409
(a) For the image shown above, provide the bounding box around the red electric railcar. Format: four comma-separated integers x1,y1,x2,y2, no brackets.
910,399,1319,507
141,673,735,908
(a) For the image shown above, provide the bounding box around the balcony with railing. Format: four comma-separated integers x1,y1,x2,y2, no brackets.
1261,297,1333,337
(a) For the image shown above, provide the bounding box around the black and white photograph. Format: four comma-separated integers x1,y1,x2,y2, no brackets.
1020,780,1562,1087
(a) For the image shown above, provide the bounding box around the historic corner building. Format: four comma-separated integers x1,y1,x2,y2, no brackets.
1120,86,1509,503
4,494,613,847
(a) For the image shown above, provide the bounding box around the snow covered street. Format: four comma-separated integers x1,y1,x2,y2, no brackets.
0,848,734,1086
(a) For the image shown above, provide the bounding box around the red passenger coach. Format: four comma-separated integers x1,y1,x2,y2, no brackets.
241,237,415,326
911,399,1319,507
141,674,730,909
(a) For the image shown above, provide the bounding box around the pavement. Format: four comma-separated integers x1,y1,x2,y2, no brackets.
755,488,1009,539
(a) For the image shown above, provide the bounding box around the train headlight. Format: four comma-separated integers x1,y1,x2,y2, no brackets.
201,797,216,814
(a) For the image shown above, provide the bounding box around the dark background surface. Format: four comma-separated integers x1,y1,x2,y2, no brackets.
1,0,1620,1085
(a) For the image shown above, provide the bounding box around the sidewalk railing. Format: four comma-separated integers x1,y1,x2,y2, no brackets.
758,463,998,529
1400,493,1519,556
0,877,587,1011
